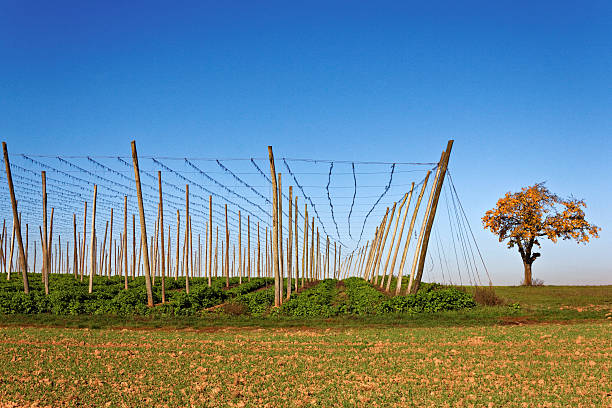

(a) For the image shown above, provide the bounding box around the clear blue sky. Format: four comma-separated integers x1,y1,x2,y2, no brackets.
1,1,610,284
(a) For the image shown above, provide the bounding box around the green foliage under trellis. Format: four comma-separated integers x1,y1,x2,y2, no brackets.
0,273,475,317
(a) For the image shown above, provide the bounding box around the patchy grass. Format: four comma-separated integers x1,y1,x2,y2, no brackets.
0,322,609,407
0,285,610,406
485,285,612,310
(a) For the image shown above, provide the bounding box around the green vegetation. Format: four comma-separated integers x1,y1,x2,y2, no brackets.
0,322,609,407
0,273,272,316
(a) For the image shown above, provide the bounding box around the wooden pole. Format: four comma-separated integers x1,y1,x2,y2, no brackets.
247,214,250,281
294,196,299,292
158,172,165,303
88,184,97,294
108,208,113,278
316,228,320,281
2,143,28,292
376,203,396,287
225,204,229,288
278,173,284,301
287,186,292,299
41,171,49,294
385,184,414,291
238,211,242,284
208,196,212,286
131,140,154,307
80,201,87,282
268,146,281,307
257,222,260,278
99,221,108,276
167,225,171,282
72,214,77,279
189,215,193,287
185,185,190,293
175,210,180,280
215,226,218,278
396,171,431,295
310,218,314,282
333,241,337,280
123,196,128,290
302,206,307,287
381,194,408,288
132,214,136,279
409,141,453,294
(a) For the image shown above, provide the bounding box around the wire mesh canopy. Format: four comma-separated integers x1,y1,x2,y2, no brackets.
0,141,489,287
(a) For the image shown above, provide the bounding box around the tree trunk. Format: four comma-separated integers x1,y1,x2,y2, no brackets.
523,262,532,286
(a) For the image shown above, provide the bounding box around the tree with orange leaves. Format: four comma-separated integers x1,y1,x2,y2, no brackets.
482,183,600,285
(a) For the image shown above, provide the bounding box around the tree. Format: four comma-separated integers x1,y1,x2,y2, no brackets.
482,183,600,285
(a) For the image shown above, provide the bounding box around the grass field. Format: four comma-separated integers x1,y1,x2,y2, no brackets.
0,285,610,407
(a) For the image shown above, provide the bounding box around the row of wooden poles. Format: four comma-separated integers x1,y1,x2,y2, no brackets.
1,142,356,307
341,140,454,296
1,140,452,307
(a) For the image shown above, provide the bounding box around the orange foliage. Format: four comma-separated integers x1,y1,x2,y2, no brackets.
482,183,600,266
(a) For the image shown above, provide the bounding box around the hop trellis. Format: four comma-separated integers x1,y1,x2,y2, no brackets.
0,140,489,299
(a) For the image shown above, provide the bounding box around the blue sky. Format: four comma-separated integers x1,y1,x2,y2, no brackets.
1,1,610,284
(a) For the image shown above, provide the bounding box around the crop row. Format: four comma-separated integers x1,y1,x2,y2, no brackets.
0,273,272,316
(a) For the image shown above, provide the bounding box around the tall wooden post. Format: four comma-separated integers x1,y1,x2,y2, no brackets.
238,211,242,284
158,172,165,303
88,185,97,294
257,222,260,278
278,173,284,301
80,201,87,282
385,184,414,291
2,142,29,292
247,215,250,281
268,147,281,307
302,206,307,287
381,194,408,288
72,214,77,279
175,210,180,280
132,214,136,279
225,204,229,288
41,171,49,294
294,196,299,292
208,196,212,286
185,185,190,293
396,171,430,294
376,203,396,287
286,186,292,299
108,208,113,278
123,196,128,290
409,141,453,294
131,141,154,307
99,221,108,276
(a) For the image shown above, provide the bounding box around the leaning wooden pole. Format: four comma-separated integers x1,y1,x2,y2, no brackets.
385,184,414,291
2,142,29,293
131,141,154,307
396,171,430,295
409,141,454,294
268,146,281,307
